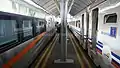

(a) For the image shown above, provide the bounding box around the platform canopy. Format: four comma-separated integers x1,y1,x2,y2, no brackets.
32,0,98,16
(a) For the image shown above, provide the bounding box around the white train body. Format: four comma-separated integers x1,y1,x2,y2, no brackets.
69,0,120,68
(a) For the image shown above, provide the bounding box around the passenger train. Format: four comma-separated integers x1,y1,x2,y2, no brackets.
0,0,57,67
0,11,46,53
69,0,120,68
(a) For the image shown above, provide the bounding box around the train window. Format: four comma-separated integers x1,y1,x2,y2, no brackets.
42,22,43,25
76,22,77,27
79,24,80,28
0,20,17,37
39,22,41,26
76,20,80,28
78,20,80,28
0,20,17,45
23,21,29,27
15,22,18,28
23,20,31,27
30,21,32,27
104,13,117,23
0,22,5,37
82,14,84,31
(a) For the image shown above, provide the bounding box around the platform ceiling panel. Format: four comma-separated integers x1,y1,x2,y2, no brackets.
32,0,59,16
70,0,96,16
32,0,98,16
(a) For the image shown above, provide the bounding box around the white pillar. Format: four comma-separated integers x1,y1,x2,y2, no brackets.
54,0,74,63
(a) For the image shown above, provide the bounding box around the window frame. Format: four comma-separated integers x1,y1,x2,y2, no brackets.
23,20,32,28
104,13,117,24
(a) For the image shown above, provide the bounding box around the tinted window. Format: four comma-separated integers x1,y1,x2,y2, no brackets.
0,20,16,37
0,20,17,45
39,22,41,26
104,13,117,23
23,20,31,27
23,21,29,27
0,22,5,37
76,22,77,27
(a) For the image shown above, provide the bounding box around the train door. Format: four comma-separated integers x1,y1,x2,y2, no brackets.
32,19,37,37
44,21,46,31
81,14,84,45
23,20,33,41
91,8,99,50
17,19,24,42
84,11,89,51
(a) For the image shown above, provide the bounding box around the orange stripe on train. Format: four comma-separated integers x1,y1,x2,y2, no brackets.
2,32,46,68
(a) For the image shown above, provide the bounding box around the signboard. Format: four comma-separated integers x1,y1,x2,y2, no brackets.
110,27,117,37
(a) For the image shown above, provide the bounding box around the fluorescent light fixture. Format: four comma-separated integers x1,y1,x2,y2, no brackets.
24,0,49,13
100,2,120,13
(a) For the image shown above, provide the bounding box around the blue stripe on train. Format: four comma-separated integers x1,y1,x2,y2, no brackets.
98,41,103,45
96,42,103,48
111,52,120,60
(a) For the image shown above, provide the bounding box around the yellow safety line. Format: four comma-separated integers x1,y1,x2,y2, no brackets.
41,36,58,68
69,34,85,68
70,32,92,68
35,35,57,68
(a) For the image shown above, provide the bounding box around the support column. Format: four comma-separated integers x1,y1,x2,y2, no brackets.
54,0,74,63
60,0,67,61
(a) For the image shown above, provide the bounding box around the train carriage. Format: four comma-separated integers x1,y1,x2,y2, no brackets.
0,11,47,53
69,0,120,68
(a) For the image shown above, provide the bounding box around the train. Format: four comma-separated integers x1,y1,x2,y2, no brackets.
0,11,56,68
0,0,56,67
0,11,46,53
0,10,57,68
69,0,120,68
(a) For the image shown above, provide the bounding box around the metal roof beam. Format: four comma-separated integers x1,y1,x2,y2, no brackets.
78,0,88,5
45,2,55,8
74,2,84,8
73,4,82,9
53,0,60,13
88,0,92,3
72,5,81,11
42,0,51,6
68,0,74,13
50,7,58,12
47,4,56,10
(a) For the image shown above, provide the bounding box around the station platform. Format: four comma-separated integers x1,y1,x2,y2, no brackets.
29,29,96,68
